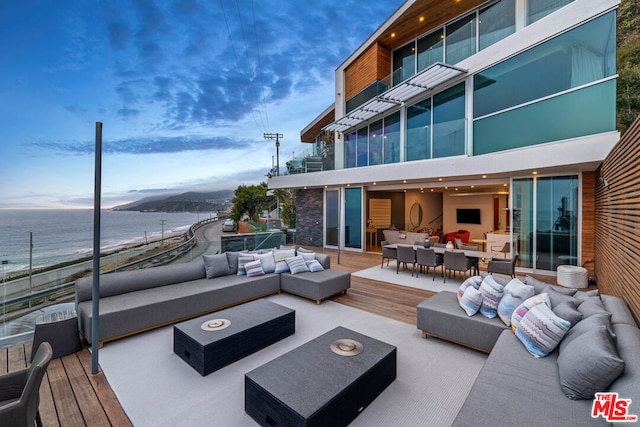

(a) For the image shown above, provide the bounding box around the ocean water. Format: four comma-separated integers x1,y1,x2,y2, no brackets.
0,209,205,274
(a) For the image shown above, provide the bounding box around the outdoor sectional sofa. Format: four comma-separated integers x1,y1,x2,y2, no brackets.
417,277,640,426
75,249,350,346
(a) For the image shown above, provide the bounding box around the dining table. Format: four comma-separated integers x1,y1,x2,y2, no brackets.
386,243,496,276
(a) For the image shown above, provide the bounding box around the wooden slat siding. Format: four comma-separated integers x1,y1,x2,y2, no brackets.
582,171,596,278
595,113,640,323
344,42,390,101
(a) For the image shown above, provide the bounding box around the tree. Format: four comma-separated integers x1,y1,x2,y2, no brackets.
273,188,296,229
617,1,640,134
230,183,274,222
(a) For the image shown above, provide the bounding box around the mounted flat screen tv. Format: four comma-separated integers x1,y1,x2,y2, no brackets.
457,208,481,224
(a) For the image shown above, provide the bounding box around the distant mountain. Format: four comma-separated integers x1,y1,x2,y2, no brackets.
112,190,234,213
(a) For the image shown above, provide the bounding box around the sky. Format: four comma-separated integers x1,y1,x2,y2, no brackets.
0,0,401,209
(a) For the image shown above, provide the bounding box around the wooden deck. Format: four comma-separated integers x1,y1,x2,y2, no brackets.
4,249,433,426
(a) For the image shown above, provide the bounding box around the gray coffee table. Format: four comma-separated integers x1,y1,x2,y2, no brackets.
173,299,295,376
245,326,396,426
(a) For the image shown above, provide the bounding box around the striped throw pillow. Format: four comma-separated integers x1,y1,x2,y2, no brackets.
497,278,535,326
479,275,505,319
511,293,551,334
245,259,265,277
457,276,483,301
306,259,324,272
514,303,570,358
285,255,309,275
237,254,255,276
459,286,483,316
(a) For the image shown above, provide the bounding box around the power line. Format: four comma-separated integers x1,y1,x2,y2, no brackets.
251,0,270,132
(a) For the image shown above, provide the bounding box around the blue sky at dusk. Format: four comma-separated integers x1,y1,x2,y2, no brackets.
0,0,400,209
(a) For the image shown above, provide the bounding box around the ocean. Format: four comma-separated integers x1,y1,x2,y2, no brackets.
0,209,205,274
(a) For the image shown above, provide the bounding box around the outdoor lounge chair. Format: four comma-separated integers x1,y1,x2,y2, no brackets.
0,342,53,427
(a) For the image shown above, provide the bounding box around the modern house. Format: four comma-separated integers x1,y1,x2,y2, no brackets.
268,0,620,279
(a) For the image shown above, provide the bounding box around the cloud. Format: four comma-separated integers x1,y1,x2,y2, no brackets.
28,135,254,155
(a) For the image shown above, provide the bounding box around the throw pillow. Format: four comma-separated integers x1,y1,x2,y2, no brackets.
457,276,483,301
459,286,483,317
299,252,316,261
254,252,276,274
497,278,535,326
514,303,571,358
578,297,611,318
225,251,243,274
245,259,265,277
479,275,505,319
285,255,309,275
306,259,325,272
511,293,551,334
575,289,600,302
559,313,616,354
273,249,296,274
202,254,230,278
525,275,578,296
558,327,625,400
237,254,255,276
551,300,583,327
543,285,579,308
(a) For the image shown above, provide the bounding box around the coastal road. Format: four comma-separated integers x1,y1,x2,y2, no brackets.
172,218,230,263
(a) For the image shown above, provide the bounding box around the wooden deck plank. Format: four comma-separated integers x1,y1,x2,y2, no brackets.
63,353,112,427
47,357,86,427
77,347,132,427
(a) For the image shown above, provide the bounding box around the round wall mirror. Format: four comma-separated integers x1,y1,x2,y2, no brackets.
409,202,423,229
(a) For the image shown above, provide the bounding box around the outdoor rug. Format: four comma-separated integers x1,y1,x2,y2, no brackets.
98,293,486,426
353,260,467,294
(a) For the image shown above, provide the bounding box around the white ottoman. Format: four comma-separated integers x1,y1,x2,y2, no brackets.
556,265,588,289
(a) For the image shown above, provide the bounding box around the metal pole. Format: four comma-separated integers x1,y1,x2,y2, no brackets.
91,122,103,375
337,188,341,264
29,232,33,308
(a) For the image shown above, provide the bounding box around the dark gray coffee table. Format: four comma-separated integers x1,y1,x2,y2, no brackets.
245,326,396,426
173,299,295,376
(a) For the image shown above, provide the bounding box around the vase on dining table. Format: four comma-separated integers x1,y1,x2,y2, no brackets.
445,241,454,251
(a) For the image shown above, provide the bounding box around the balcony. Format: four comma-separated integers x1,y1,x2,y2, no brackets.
280,141,334,176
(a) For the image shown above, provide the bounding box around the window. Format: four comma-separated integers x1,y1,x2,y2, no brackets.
344,187,362,249
369,120,383,166
383,112,401,164
325,190,339,246
345,131,357,168
393,42,416,85
479,0,515,50
527,0,574,25
417,29,444,72
473,12,617,154
433,83,466,158
406,99,431,161
357,127,368,167
446,14,476,65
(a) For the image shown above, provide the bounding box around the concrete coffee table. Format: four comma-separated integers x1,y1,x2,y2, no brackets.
174,299,295,376
245,326,396,426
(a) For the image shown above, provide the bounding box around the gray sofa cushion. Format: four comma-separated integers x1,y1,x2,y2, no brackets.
558,326,625,400
609,324,640,403
203,254,230,278
77,273,281,344
417,291,507,353
75,260,206,302
280,269,350,303
602,295,638,326
452,330,602,427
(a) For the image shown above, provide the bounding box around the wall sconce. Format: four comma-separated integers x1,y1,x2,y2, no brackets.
599,175,609,189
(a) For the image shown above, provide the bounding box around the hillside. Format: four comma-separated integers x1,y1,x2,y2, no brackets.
112,190,234,213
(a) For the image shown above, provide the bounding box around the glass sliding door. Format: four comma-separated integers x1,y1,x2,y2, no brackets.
536,176,579,270
325,189,339,246
512,175,579,272
369,120,383,166
512,178,534,269
406,99,431,161
383,112,400,164
344,187,362,249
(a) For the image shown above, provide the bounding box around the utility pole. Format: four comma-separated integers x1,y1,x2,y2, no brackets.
160,219,167,246
264,133,283,176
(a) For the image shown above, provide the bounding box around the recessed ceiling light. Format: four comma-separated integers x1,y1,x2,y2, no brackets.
430,189,434,192
419,16,424,22
303,186,307,190
438,178,443,182
445,186,448,190
503,183,508,187
533,171,538,175
391,32,396,37
403,180,407,183
482,175,487,178
373,182,377,185
471,185,475,188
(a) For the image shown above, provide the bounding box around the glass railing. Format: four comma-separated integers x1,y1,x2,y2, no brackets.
282,141,334,176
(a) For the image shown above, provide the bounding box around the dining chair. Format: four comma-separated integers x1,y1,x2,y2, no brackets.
487,254,519,278
443,250,474,283
396,245,416,275
380,240,397,268
459,244,480,276
492,242,511,259
454,237,464,249
415,247,443,280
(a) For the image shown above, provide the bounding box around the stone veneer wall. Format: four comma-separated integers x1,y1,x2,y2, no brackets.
295,188,323,248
